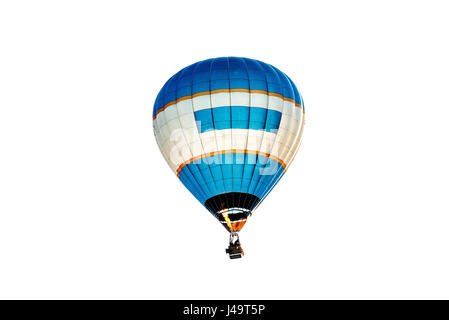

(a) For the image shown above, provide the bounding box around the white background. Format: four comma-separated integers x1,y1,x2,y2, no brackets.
1,0,448,299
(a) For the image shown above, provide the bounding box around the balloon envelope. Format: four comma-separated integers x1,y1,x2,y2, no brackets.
153,57,305,233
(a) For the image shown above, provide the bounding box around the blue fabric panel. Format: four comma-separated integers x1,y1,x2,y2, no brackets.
191,59,212,94
254,160,284,199
178,165,209,203
196,162,219,196
194,107,281,133
245,58,268,93
241,153,257,194
178,152,283,204
286,73,304,110
247,158,264,195
207,162,226,195
176,66,194,98
210,57,230,92
231,106,250,129
272,66,294,104
222,152,233,192
261,62,283,97
256,163,286,202
249,107,267,130
212,106,231,131
265,109,282,133
153,57,302,117
229,57,250,90
194,108,214,133
233,153,245,192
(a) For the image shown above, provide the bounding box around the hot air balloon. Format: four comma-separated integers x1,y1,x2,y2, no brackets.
153,57,305,259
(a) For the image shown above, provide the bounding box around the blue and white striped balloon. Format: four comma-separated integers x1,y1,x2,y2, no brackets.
153,57,305,235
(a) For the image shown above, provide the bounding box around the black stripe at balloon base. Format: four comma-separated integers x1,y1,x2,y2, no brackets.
204,192,261,213
204,192,261,232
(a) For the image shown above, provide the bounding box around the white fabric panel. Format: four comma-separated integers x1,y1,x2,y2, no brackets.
183,125,200,144
192,130,280,161
157,124,170,146
154,90,304,174
277,128,297,161
154,117,168,155
153,124,175,172
276,113,292,133
189,140,204,157
156,91,286,121
230,92,250,106
192,94,211,111
245,129,264,151
281,101,295,115
169,145,190,169
283,116,305,167
259,132,277,155
178,113,196,130
158,137,180,172
157,111,174,155
291,104,302,120
211,92,231,108
214,129,232,151
164,105,179,122
250,93,268,108
201,131,219,154
166,117,182,132
176,99,194,116
175,105,198,153
154,126,291,173
156,108,185,170
163,119,191,168
153,119,161,137
276,109,303,163
191,95,221,162
268,96,294,160
268,96,284,112
269,125,288,159
173,135,191,164
155,112,166,128
231,129,249,150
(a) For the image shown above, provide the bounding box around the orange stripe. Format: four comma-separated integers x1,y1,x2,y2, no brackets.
176,149,286,177
153,89,302,120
